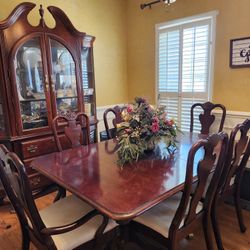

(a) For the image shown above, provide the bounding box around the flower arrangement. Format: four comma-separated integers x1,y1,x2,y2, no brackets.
116,97,179,166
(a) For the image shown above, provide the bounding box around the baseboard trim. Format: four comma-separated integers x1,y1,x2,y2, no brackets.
213,110,250,131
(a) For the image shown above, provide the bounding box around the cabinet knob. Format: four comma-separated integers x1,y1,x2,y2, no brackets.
51,83,55,92
45,83,49,92
45,75,49,91
30,176,41,186
51,75,56,92
27,144,38,153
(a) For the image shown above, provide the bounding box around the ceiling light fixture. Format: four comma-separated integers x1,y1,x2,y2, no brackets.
140,0,176,10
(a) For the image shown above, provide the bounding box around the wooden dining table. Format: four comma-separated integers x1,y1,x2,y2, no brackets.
31,132,205,223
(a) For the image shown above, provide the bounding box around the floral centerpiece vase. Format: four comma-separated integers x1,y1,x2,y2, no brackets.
116,97,179,166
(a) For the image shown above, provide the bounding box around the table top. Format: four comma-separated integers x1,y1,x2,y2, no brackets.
31,132,204,221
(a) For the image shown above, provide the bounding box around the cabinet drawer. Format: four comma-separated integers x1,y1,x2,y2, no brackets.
18,135,72,159
29,173,53,190
19,137,57,158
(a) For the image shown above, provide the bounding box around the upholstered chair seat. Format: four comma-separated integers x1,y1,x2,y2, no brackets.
37,195,118,250
133,192,203,238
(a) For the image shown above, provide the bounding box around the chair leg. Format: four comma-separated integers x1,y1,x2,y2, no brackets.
234,184,246,233
21,227,30,250
94,216,109,250
211,198,224,250
202,213,214,250
110,227,120,250
53,186,66,202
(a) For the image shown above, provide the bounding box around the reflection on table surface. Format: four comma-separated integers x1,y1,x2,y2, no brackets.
31,132,207,221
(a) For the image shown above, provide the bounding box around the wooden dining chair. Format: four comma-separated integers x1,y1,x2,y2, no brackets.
101,105,127,140
190,101,226,135
131,132,228,250
211,119,250,250
52,111,90,199
52,111,90,152
0,147,118,250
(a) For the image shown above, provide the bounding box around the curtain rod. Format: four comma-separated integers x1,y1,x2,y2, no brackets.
140,0,161,10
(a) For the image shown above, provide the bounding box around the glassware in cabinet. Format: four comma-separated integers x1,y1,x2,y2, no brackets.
14,37,49,131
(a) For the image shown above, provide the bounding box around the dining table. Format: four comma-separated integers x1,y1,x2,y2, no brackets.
31,132,205,223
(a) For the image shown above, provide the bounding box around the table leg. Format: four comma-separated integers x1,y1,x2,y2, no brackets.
115,221,142,250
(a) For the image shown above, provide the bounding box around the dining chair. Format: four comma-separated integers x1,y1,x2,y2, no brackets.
101,105,127,140
52,111,90,152
131,132,228,250
0,146,118,250
190,101,226,135
211,119,250,250
52,111,90,199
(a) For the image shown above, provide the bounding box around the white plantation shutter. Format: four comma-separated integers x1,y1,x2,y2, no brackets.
158,30,180,93
158,97,179,121
158,29,180,122
157,12,217,132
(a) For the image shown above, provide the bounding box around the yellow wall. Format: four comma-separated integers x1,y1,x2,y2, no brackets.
2,1,250,111
0,0,128,106
127,0,250,112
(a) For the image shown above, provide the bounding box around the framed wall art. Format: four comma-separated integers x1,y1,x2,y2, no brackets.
230,37,250,68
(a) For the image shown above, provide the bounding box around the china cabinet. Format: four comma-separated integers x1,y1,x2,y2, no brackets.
0,3,97,193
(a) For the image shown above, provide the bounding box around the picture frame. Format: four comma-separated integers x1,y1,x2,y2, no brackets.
230,37,250,68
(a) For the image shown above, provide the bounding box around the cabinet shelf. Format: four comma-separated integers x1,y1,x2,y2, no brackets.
20,96,79,103
20,98,46,102
56,96,77,100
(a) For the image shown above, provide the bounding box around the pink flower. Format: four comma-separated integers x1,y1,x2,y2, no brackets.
152,116,159,123
127,105,133,113
165,119,174,126
125,128,131,134
151,122,160,133
161,112,167,119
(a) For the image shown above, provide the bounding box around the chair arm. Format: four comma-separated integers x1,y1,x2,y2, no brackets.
41,209,100,235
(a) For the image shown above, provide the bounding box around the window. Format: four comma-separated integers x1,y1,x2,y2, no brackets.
156,11,218,132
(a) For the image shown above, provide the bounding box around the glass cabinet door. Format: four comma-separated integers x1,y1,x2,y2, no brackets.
50,39,78,113
81,39,95,117
14,37,49,130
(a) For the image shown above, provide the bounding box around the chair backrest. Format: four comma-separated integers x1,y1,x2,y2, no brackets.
220,119,250,194
169,132,228,234
190,102,226,135
0,145,9,202
0,145,53,246
103,105,127,139
52,112,90,152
